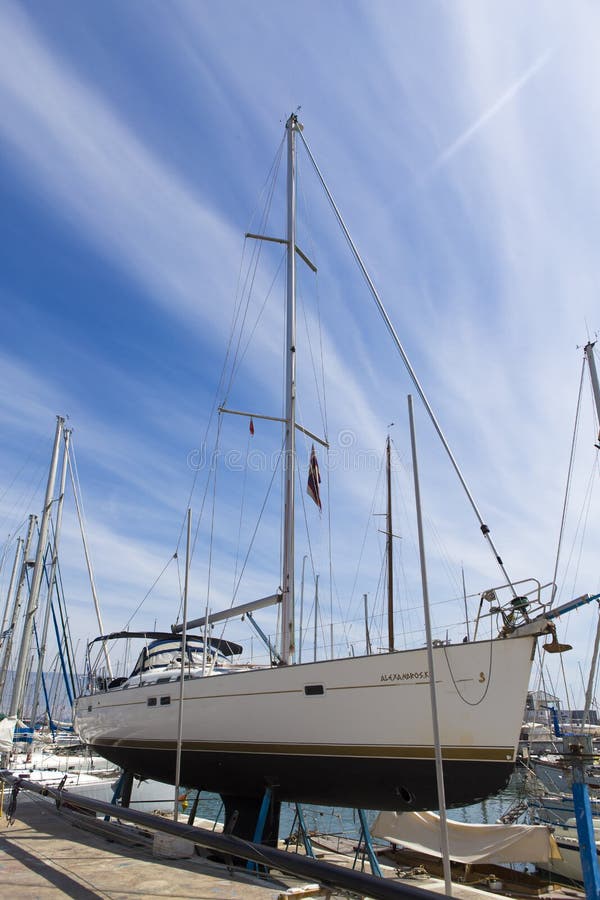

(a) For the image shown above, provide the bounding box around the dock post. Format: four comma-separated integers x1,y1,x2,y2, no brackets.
568,736,600,900
572,762,600,900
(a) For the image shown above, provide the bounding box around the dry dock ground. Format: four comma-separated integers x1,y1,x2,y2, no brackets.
0,794,304,899
0,792,583,900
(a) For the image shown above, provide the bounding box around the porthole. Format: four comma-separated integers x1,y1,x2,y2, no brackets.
304,684,325,696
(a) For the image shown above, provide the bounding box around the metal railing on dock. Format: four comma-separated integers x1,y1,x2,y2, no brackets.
0,771,442,900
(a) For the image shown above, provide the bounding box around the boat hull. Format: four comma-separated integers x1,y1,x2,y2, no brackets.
89,743,514,810
74,634,535,810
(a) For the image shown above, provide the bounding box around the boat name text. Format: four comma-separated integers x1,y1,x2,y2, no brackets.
380,671,429,682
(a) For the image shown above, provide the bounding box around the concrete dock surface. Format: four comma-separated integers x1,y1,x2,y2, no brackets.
0,794,310,899
0,792,584,900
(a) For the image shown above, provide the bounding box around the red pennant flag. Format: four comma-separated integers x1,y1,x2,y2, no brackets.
249,417,255,436
307,444,322,510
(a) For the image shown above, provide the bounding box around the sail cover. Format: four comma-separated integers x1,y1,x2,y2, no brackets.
0,716,17,753
371,810,561,864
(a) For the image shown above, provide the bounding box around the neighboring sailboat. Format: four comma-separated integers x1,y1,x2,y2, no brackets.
73,114,572,840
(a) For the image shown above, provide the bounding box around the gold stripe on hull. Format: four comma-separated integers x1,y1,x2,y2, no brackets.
93,739,514,762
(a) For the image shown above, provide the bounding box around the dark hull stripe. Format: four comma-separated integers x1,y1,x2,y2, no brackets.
90,744,515,810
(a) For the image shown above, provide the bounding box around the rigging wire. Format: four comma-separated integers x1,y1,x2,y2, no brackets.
298,128,519,597
122,553,177,632
174,136,285,554
550,357,585,605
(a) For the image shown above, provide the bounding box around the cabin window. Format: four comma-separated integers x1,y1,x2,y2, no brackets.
160,696,171,706
147,697,157,707
304,684,325,696
157,676,171,684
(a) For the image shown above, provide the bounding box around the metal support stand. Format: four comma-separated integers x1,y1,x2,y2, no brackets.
247,787,273,872
187,788,201,826
295,803,315,858
572,755,600,900
104,770,127,821
285,802,315,858
354,808,382,877
108,770,134,811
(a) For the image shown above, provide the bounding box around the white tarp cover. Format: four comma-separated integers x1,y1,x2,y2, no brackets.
0,716,17,753
371,811,561,864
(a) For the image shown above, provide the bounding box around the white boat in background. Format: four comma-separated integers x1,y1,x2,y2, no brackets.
534,818,600,883
74,114,573,840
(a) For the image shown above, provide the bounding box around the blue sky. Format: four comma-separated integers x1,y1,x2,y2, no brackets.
0,1,599,703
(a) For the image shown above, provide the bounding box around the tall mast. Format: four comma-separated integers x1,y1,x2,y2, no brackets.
30,426,71,728
0,520,35,708
10,415,64,720
281,113,300,665
386,435,394,651
585,341,600,436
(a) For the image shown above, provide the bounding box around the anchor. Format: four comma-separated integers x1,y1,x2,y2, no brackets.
542,623,572,654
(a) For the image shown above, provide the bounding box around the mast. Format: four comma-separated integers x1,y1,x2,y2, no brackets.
30,427,71,729
0,520,35,708
585,341,600,439
10,415,64,720
386,435,394,651
0,538,22,655
281,113,300,665
580,342,600,728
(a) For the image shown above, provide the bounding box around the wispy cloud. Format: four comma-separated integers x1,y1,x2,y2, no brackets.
425,47,554,180
0,2,238,336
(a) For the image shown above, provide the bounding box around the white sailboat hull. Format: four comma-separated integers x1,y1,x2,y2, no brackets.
75,634,535,811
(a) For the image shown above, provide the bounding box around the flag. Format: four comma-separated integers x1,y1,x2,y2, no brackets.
249,417,255,436
307,444,322,510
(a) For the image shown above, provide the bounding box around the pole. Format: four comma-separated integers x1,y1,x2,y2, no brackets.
67,447,112,677
0,538,23,654
386,435,394,651
0,522,35,709
581,602,600,731
0,539,21,648
299,554,307,663
174,508,191,822
30,427,71,729
281,113,300,665
584,342,600,437
408,395,452,896
10,416,64,720
364,593,372,655
461,567,471,642
571,755,600,900
314,574,319,663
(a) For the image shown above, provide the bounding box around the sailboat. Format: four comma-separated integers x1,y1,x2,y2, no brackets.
73,114,571,840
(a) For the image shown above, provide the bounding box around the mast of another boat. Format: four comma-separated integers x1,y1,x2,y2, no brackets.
30,426,71,732
9,415,64,722
281,113,300,665
584,340,600,445
0,519,35,711
580,341,600,729
386,434,394,651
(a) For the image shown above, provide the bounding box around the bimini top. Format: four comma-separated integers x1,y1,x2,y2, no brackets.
88,630,243,661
